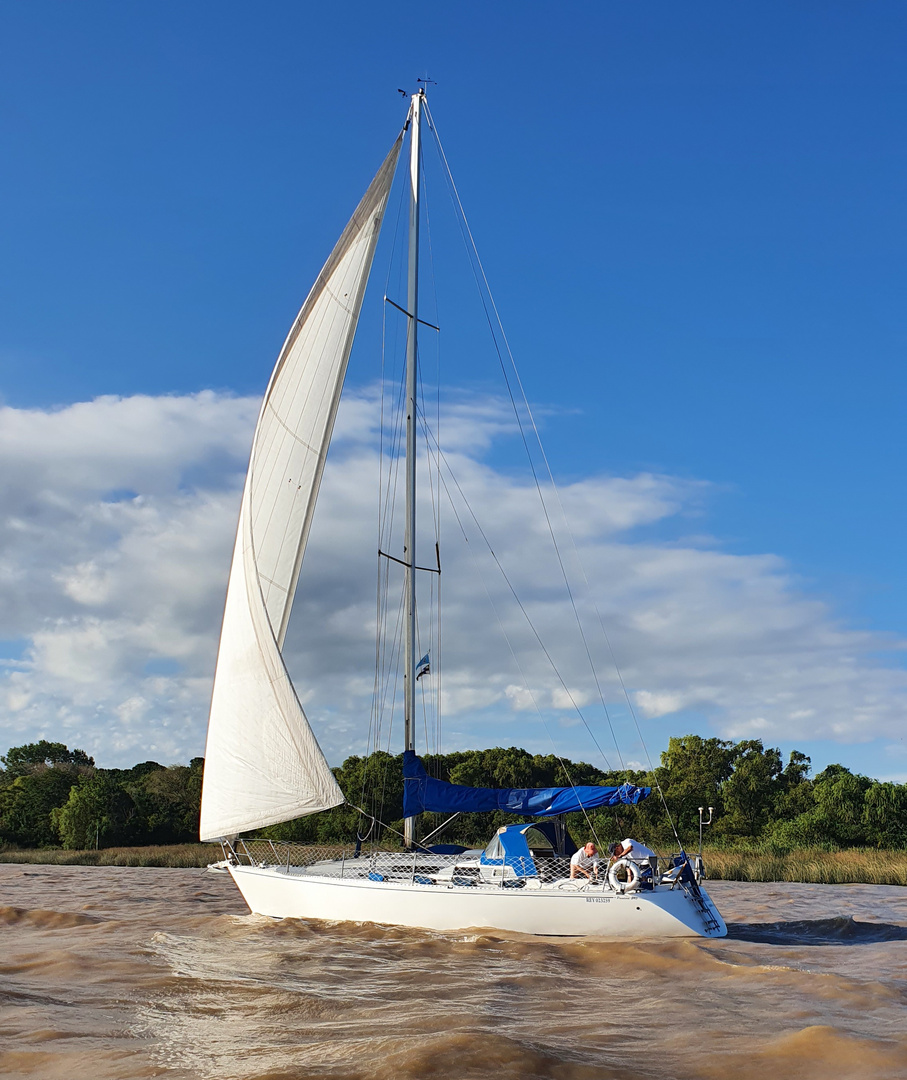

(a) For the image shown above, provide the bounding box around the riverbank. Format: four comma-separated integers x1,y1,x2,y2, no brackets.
1,843,906,883
0,843,218,867
704,847,907,885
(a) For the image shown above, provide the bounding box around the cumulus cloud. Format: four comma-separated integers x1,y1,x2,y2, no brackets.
0,393,256,764
1,388,905,770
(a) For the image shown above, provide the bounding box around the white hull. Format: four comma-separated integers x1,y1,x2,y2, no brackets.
228,864,727,938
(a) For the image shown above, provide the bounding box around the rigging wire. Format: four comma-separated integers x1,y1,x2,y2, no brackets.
416,412,607,847
418,415,610,765
424,100,683,847
423,102,624,773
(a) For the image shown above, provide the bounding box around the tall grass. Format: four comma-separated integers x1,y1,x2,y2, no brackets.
0,843,220,868
703,846,907,886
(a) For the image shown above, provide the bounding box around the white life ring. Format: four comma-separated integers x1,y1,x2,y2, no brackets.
608,857,641,893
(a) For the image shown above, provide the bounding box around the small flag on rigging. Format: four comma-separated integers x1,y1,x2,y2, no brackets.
416,653,430,680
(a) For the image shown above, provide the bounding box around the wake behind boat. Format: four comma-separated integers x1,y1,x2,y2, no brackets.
199,90,727,939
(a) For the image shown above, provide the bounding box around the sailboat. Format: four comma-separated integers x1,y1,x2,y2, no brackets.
199,91,727,939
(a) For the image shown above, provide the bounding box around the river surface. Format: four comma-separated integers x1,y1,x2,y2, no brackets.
1,865,906,1079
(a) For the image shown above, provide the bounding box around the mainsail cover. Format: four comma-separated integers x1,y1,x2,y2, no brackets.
402,751,651,818
200,135,403,841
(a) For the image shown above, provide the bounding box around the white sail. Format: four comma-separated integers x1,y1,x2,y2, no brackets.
200,135,403,841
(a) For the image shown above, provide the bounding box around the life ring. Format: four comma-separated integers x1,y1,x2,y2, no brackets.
608,858,641,893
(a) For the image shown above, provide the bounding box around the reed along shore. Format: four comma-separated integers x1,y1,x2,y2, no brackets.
2,843,906,884
704,847,907,885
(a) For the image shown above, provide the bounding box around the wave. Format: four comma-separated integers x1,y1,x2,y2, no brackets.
0,905,104,930
727,915,907,945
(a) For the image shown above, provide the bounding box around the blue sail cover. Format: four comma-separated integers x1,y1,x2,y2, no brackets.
402,751,650,818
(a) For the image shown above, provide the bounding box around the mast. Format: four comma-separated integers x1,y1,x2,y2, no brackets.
403,90,423,848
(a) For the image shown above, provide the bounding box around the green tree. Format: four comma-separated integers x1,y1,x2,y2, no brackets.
449,747,545,788
767,764,872,849
812,764,873,845
1,740,94,778
653,736,736,843
52,774,140,849
129,761,204,843
769,750,814,830
0,742,94,847
861,782,907,848
720,740,784,838
0,768,82,846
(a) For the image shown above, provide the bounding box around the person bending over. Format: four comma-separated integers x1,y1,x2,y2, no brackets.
570,841,599,880
611,838,656,862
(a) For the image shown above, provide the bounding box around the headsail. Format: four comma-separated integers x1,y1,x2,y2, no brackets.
200,135,403,841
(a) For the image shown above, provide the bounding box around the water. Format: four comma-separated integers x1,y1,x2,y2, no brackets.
1,865,906,1079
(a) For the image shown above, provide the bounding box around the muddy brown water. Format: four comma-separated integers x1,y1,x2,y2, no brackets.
1,865,905,1079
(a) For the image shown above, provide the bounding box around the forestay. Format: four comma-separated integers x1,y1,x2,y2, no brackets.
200,135,404,841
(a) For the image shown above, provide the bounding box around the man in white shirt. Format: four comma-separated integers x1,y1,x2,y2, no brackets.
569,841,600,880
612,838,656,862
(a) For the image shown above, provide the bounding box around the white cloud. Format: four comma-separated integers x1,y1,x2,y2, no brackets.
0,392,255,765
634,690,686,719
1,387,906,770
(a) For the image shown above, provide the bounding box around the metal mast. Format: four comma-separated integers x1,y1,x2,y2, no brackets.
403,89,423,848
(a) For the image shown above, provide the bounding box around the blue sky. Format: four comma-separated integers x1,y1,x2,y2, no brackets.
1,2,905,782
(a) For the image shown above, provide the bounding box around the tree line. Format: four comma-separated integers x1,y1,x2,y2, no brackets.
1,736,906,851
0,742,203,849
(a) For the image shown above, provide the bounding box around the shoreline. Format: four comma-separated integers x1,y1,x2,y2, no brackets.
1,843,906,885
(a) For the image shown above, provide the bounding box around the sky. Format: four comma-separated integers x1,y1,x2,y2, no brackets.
1,2,905,784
